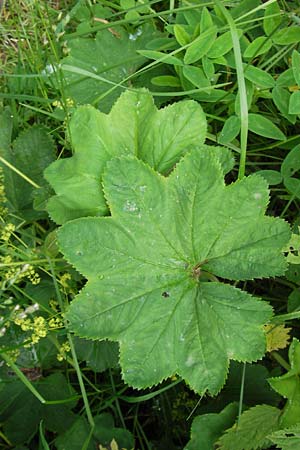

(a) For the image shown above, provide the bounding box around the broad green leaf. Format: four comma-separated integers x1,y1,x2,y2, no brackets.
38,373,77,435
93,414,134,449
289,91,300,114
60,150,290,395
58,24,159,112
55,417,94,450
1,125,55,219
281,144,300,199
45,90,206,224
137,50,184,66
0,381,43,445
244,65,275,88
255,170,282,186
218,116,240,144
269,424,300,449
263,2,282,36
0,373,77,445
216,362,280,409
248,113,286,140
184,403,239,450
217,405,281,450
74,338,119,372
184,26,217,64
272,86,297,124
273,26,300,45
292,50,300,86
55,414,134,450
269,338,300,428
243,36,272,60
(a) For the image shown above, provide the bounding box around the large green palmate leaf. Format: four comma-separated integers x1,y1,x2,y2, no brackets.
59,150,290,395
45,89,206,224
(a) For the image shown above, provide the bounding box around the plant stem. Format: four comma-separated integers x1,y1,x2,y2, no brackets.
238,362,246,425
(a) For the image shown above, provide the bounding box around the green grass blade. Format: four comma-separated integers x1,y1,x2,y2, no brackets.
0,352,46,403
216,0,248,180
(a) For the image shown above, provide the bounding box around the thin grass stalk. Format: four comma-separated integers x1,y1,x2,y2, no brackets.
216,0,248,180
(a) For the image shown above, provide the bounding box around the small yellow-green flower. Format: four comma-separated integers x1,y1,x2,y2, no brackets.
32,316,47,338
1,223,15,241
49,316,64,329
57,341,71,361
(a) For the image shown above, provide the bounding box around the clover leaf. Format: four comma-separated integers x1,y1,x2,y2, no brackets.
269,338,300,428
45,89,206,224
59,150,290,394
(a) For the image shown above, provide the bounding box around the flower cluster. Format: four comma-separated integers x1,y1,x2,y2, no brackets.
2,258,41,287
13,305,49,346
57,341,71,362
1,223,15,241
48,316,64,329
52,98,74,109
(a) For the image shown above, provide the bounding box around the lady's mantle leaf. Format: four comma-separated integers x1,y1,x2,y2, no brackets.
45,89,206,224
59,151,290,395
57,24,160,112
268,338,300,428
